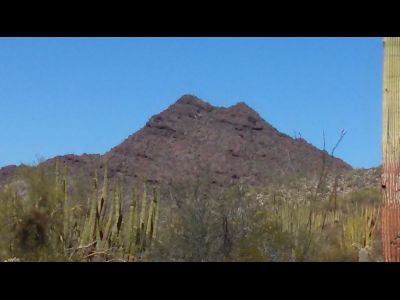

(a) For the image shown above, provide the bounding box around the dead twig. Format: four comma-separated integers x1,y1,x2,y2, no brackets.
68,241,97,260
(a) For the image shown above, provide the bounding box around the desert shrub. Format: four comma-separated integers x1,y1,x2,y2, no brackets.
0,142,381,262
147,171,300,261
0,158,160,262
0,160,72,261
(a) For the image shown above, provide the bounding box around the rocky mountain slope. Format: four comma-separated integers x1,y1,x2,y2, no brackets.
0,94,364,198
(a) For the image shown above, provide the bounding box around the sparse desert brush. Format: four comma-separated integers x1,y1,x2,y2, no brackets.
0,157,161,262
0,165,381,261
222,183,381,262
0,147,381,262
317,245,344,262
0,160,70,261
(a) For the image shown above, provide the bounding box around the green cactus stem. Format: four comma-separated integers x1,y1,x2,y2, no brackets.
381,37,400,262
153,186,160,240
63,166,69,245
145,186,156,242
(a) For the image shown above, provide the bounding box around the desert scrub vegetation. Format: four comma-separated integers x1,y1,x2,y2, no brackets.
0,157,161,262
145,132,381,261
143,174,380,262
0,140,381,261
0,162,380,261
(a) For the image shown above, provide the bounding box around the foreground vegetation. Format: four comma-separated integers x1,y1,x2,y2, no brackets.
146,176,380,262
0,157,160,262
0,155,381,262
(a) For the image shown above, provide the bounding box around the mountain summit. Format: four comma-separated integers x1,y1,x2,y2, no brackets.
100,94,351,186
0,94,352,190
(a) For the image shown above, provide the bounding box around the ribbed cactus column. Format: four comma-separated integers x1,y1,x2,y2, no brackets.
381,37,400,262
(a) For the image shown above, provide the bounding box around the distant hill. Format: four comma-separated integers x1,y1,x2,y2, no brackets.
1,95,355,196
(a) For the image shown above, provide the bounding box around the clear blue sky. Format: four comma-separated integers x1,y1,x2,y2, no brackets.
0,37,382,169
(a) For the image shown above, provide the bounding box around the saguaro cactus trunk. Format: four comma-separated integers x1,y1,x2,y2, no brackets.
381,37,400,262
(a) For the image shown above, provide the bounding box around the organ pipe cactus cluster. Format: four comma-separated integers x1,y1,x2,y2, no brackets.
0,156,161,262
70,163,161,261
266,192,380,261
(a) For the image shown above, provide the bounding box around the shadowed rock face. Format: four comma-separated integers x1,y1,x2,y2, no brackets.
0,94,352,191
